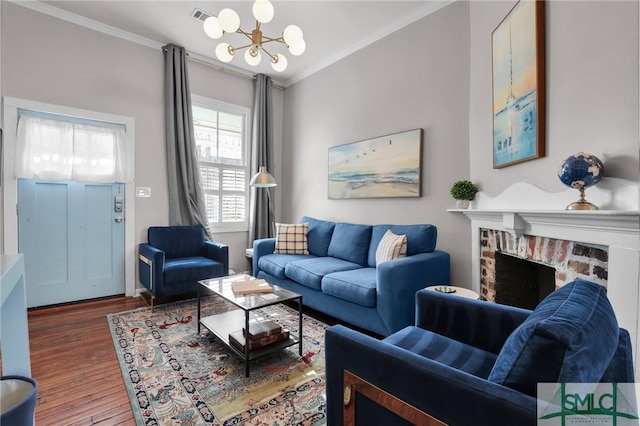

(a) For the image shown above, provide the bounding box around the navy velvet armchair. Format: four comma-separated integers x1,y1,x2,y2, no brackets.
138,225,228,310
325,279,634,425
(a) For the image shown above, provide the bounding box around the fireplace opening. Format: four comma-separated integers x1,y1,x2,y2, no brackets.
495,252,555,310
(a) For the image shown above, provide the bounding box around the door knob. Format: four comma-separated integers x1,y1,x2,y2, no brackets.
115,216,123,223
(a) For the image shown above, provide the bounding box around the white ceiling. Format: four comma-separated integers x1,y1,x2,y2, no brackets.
23,1,453,86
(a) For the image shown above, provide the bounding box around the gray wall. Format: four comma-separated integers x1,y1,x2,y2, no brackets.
282,0,639,288
469,0,639,193
1,2,284,274
282,2,472,286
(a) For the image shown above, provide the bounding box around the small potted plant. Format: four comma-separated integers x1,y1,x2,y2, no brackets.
450,180,478,209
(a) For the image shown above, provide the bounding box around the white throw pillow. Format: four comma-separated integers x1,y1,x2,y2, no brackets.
274,223,310,255
375,229,407,265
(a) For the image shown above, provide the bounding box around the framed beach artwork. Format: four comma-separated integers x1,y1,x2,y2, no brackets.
328,129,422,199
492,0,545,169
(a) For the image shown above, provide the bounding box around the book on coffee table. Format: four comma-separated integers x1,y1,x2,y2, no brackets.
243,319,282,340
229,329,290,352
231,278,272,295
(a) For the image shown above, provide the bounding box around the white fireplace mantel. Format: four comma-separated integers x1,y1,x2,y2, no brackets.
450,178,640,375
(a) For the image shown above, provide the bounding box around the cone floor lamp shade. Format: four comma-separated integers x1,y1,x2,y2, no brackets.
250,166,277,237
250,166,277,188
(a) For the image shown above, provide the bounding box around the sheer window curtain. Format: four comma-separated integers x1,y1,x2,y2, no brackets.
248,74,275,245
15,114,128,183
163,44,210,234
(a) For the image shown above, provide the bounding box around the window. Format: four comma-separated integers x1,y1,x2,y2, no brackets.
15,110,129,183
192,95,250,233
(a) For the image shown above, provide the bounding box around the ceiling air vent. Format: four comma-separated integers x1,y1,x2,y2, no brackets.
191,8,212,22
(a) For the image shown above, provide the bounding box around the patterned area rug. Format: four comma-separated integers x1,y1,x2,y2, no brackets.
107,296,327,425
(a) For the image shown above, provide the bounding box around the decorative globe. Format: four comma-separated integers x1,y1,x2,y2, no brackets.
557,152,604,190
557,152,604,210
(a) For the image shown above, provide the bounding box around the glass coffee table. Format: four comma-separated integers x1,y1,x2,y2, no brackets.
197,274,303,377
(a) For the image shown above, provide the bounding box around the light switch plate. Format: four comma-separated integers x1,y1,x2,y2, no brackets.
136,187,151,198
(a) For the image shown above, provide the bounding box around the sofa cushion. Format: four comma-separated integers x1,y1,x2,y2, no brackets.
285,257,362,291
327,223,372,266
163,256,224,284
322,268,377,307
274,223,309,255
148,225,205,259
385,326,498,379
375,230,407,265
368,224,437,267
258,253,314,280
301,216,336,257
488,279,618,397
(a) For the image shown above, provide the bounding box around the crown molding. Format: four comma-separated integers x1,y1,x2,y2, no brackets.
8,0,163,50
282,0,455,87
9,0,456,88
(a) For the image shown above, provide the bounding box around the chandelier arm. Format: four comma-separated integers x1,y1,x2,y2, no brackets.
236,28,254,42
259,45,276,59
232,42,255,51
261,37,286,45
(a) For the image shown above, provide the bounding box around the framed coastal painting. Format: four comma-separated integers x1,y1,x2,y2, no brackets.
328,129,422,199
492,0,545,169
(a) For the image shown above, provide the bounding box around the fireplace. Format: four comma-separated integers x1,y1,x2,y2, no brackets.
480,229,608,304
454,178,640,377
494,253,555,310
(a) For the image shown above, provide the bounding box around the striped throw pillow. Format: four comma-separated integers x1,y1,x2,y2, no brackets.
274,223,310,255
375,229,407,265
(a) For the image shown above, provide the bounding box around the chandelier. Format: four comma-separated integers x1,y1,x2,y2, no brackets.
203,0,305,73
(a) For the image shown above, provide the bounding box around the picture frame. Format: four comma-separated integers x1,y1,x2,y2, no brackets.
492,0,545,169
328,129,422,199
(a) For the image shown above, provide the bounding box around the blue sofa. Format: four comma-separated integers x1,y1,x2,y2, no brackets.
252,216,450,336
325,279,635,425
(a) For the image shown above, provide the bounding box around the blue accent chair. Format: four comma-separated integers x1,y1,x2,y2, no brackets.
325,279,635,425
138,225,228,310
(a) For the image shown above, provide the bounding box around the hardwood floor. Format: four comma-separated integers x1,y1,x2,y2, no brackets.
10,294,369,425
26,296,145,425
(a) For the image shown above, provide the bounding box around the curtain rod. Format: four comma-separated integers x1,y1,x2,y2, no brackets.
186,54,286,90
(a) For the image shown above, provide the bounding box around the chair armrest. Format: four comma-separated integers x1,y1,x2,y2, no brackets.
376,250,450,334
204,241,229,275
415,289,531,354
325,325,537,426
138,244,165,291
252,238,276,276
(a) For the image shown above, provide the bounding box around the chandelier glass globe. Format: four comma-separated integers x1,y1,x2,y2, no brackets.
283,25,304,46
271,53,287,72
218,9,240,33
203,17,223,39
245,48,262,66
215,43,234,63
289,39,306,56
252,0,274,23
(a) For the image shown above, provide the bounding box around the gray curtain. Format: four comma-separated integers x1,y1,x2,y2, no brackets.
163,44,209,234
248,74,275,244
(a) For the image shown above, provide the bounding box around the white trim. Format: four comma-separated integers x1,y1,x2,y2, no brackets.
283,0,456,87
2,96,137,298
7,0,162,51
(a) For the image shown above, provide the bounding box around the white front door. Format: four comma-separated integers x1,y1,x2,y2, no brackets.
18,179,125,307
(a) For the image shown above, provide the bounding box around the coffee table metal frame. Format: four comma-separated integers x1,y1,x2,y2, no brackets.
197,274,303,377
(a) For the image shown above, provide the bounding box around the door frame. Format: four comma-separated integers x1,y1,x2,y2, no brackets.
3,96,136,297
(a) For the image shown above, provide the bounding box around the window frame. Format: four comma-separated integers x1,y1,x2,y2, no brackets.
191,94,251,233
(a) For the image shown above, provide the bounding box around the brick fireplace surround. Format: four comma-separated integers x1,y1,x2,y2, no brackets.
480,229,609,303
453,178,640,376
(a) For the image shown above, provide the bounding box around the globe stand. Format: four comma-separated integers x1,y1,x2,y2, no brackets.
566,187,599,210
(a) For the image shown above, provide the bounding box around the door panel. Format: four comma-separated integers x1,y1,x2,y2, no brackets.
18,179,125,307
